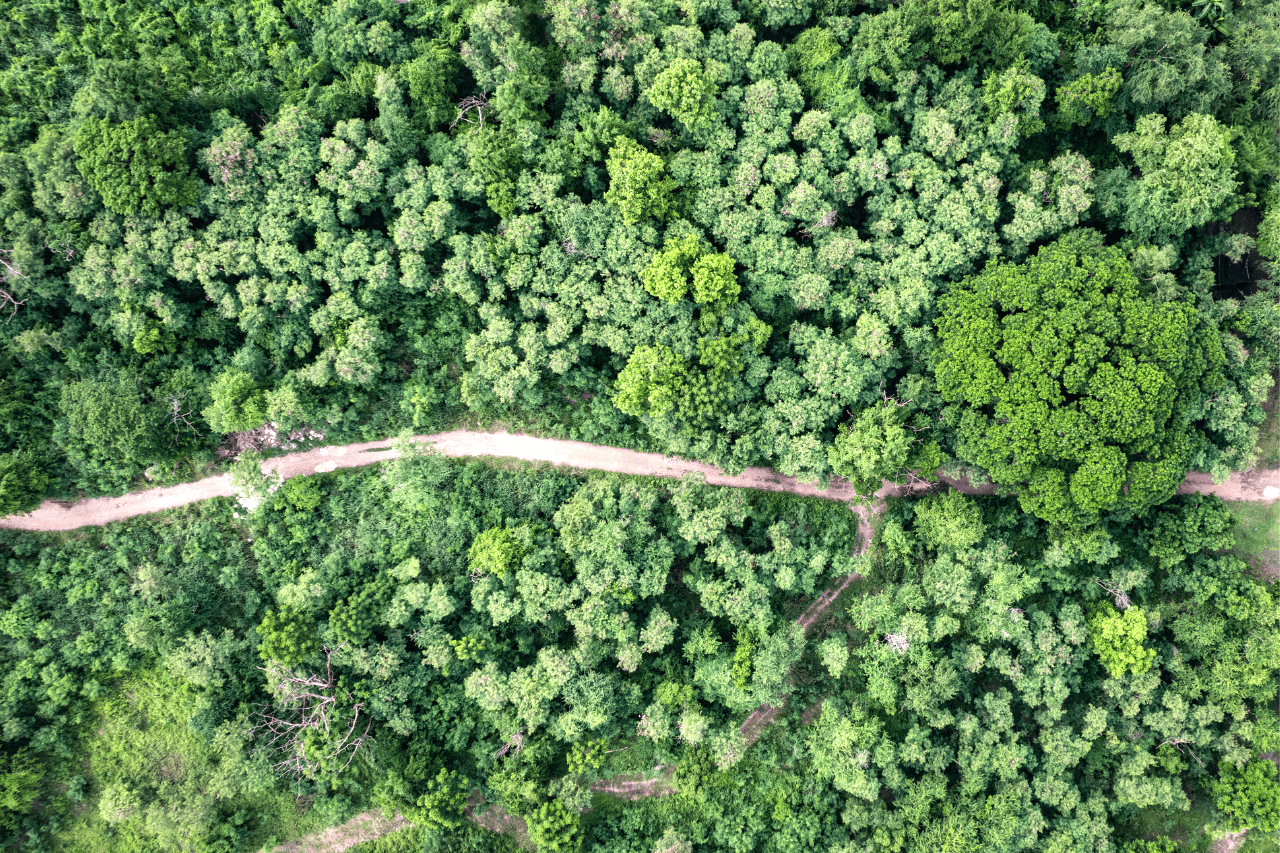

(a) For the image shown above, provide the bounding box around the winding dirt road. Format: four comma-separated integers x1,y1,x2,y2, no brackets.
3,431,1278,532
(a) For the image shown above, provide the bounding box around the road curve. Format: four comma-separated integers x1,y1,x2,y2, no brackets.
2,431,1278,532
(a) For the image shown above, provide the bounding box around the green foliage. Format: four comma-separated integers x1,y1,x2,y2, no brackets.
0,0,1276,845
258,607,319,665
0,749,41,830
648,59,716,134
913,490,985,552
1213,759,1280,833
613,345,687,418
565,740,605,775
1104,112,1240,243
817,636,848,678
605,137,676,225
0,452,48,516
524,799,580,852
72,115,199,217
405,768,470,831
1122,839,1179,853
731,627,756,690
674,746,718,802
641,236,701,303
329,572,394,646
467,526,528,581
690,254,738,307
203,369,268,435
981,61,1046,136
936,230,1219,526
57,374,162,491
828,399,941,495
1088,606,1156,679
1055,69,1123,128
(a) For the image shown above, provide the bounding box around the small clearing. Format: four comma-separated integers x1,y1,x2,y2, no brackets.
269,810,410,853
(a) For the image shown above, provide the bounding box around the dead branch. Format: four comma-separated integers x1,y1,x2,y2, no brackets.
0,250,27,322
880,389,913,408
45,239,75,262
450,94,490,129
0,289,24,323
252,644,374,782
1159,737,1205,768
1093,579,1132,610
165,392,201,448
494,730,525,760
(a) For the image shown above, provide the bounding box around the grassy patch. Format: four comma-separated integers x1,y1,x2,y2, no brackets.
1226,500,1280,583
1125,800,1216,851
1254,370,1280,468
1243,831,1280,853
51,670,328,853
348,822,521,853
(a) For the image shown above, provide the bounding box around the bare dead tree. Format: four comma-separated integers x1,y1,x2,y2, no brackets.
1093,579,1132,610
881,390,912,407
252,644,373,783
450,93,490,129
45,239,75,263
0,249,27,322
0,289,24,323
165,392,201,448
1159,737,1205,768
493,729,525,760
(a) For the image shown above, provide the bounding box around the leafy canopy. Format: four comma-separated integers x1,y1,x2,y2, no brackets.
936,230,1220,526
72,115,199,217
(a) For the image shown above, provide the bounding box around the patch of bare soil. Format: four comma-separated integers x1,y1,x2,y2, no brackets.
590,767,676,799
1253,552,1280,584
1208,830,1248,853
269,809,410,853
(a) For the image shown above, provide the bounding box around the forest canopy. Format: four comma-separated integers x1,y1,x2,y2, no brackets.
0,0,1272,517
0,0,1278,850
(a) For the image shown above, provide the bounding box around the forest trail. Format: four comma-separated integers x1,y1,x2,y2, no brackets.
3,430,1279,532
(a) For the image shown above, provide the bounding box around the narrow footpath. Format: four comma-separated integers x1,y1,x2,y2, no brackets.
3,430,1279,532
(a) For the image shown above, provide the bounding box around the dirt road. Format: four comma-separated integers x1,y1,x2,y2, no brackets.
3,431,1278,532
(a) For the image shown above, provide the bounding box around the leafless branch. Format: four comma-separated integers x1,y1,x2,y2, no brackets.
0,289,24,323
494,730,525,760
451,94,490,129
1093,579,1131,610
45,239,75,262
1159,737,1205,768
0,250,27,322
252,644,373,783
166,392,201,448
881,390,912,407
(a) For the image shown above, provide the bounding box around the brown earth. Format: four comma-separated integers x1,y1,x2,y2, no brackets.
268,809,410,853
4,430,1277,532
589,767,677,800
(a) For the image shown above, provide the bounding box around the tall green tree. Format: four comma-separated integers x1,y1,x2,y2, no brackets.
935,230,1223,526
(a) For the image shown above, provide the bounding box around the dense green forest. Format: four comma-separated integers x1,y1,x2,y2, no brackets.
0,452,1276,851
2,0,1280,849
0,0,1276,520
